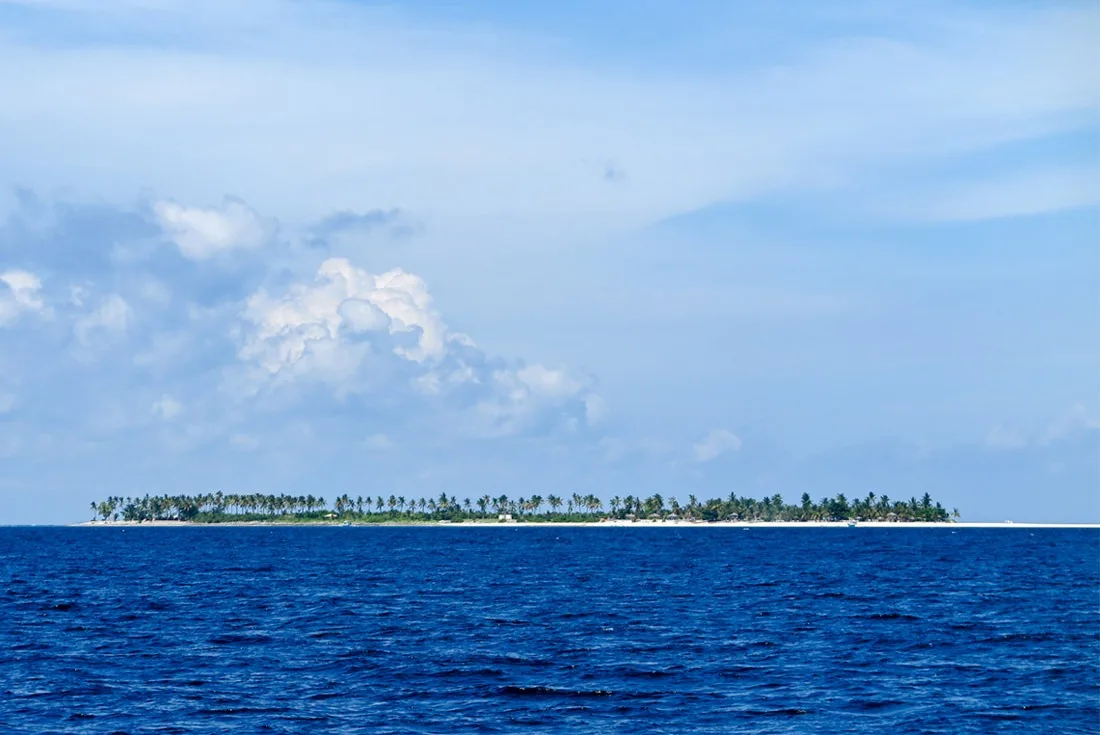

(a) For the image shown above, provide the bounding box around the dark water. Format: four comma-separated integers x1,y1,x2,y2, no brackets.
1,527,1097,734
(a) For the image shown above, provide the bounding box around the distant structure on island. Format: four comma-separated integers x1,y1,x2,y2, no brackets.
88,491,957,524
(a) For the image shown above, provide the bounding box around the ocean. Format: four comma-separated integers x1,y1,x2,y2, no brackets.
1,527,1097,734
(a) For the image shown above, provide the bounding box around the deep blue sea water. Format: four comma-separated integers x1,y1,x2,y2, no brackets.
1,527,1097,734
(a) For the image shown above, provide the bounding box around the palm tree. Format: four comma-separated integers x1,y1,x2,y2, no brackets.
570,493,582,515
88,486,957,526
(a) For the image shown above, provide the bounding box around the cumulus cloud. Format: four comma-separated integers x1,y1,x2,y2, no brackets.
0,192,603,468
237,256,599,437
154,197,274,259
0,270,47,326
694,428,742,462
467,363,598,437
237,257,451,392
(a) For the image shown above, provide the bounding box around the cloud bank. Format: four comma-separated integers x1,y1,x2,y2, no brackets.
0,192,602,447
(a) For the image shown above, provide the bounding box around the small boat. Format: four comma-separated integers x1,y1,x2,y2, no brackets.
847,521,857,528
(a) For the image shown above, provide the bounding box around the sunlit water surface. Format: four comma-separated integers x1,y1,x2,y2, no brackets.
2,527,1097,734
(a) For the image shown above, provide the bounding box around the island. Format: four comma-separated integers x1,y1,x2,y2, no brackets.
86,491,957,524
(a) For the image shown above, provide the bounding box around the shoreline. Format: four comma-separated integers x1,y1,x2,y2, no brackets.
68,520,1100,529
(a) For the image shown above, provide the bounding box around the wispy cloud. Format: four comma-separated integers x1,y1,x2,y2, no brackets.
73,294,132,348
694,429,742,462
985,404,1100,451
0,190,603,446
879,166,1100,222
0,2,1093,225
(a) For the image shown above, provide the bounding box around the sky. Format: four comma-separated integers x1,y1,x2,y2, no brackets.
0,0,1097,524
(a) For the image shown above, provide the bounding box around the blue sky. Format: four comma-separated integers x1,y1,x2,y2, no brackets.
0,0,1096,523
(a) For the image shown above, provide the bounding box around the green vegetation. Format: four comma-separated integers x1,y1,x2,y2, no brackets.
88,490,957,523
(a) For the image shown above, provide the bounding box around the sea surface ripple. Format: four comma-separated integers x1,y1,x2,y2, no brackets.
1,527,1097,734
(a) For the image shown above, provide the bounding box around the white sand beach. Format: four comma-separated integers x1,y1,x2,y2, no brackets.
72,520,1099,529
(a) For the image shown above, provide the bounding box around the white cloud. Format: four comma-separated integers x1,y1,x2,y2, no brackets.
237,254,599,436
0,270,46,326
154,198,273,259
239,256,449,379
73,294,132,346
151,394,183,421
471,364,597,437
514,364,587,399
694,428,742,462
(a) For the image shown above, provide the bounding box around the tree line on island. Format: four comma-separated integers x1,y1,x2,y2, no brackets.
89,490,957,524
